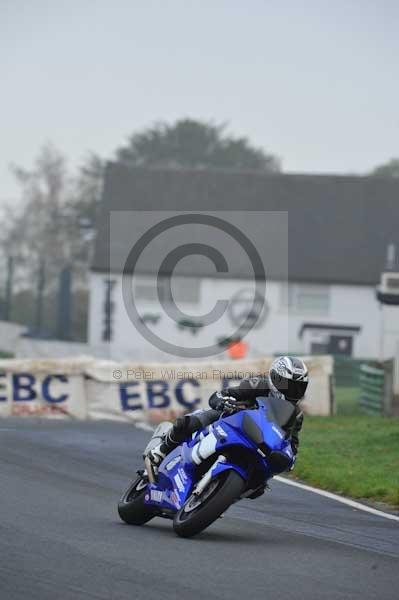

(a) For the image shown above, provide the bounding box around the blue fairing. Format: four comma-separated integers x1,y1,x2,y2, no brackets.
144,399,294,512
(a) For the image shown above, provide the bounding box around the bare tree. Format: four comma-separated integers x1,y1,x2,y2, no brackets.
1,144,103,339
3,145,103,279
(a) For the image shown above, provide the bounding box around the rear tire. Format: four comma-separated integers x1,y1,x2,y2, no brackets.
118,475,157,525
173,470,244,538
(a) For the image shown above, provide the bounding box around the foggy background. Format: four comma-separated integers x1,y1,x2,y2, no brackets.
1,0,399,204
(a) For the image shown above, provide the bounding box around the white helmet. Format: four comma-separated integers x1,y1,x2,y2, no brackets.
270,356,308,402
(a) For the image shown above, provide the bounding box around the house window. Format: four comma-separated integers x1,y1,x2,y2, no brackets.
134,277,200,304
280,283,330,315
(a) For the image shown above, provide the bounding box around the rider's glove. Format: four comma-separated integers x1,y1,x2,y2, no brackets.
222,396,241,414
221,395,254,414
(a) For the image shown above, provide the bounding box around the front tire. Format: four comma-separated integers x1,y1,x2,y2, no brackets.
118,474,157,525
173,470,244,538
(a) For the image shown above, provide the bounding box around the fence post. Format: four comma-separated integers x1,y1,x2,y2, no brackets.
382,359,394,416
394,342,399,415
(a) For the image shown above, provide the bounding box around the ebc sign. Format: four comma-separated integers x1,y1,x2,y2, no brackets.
119,379,201,412
117,375,241,413
0,372,69,403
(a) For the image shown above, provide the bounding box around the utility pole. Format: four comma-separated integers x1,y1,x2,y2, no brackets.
35,259,45,335
57,265,72,340
4,256,14,321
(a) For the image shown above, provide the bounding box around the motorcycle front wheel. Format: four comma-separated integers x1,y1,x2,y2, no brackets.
118,473,157,525
173,470,244,538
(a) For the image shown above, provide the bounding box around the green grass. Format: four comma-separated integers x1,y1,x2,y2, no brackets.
292,415,399,508
335,386,361,416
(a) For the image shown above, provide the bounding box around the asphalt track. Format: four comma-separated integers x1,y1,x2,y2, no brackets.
0,419,398,600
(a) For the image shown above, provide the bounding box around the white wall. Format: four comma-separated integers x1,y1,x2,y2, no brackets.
0,321,26,355
294,284,381,358
88,272,381,361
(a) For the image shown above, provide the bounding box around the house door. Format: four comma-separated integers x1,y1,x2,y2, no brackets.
328,335,353,356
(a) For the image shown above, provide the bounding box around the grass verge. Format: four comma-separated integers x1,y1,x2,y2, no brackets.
335,386,361,416
291,415,399,509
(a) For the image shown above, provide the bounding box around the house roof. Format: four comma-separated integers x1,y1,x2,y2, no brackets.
92,162,399,285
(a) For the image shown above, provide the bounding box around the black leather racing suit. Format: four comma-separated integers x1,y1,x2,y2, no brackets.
165,376,304,456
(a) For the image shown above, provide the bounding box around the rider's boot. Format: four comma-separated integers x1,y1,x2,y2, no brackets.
148,433,179,467
147,414,202,467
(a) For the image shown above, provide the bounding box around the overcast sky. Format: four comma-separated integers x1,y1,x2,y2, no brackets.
1,0,398,202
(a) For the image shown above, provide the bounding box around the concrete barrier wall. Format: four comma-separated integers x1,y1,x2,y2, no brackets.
0,355,334,421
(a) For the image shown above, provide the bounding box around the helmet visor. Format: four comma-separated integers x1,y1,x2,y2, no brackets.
271,372,308,401
285,378,308,401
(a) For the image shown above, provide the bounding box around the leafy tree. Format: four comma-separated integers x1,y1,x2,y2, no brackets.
370,158,399,178
116,119,280,172
71,152,104,224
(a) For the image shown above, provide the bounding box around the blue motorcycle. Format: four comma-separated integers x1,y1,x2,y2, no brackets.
118,397,295,538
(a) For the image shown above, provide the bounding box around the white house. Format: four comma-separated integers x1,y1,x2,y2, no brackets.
88,164,399,362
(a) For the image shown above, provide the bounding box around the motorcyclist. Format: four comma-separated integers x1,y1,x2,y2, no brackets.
148,356,308,468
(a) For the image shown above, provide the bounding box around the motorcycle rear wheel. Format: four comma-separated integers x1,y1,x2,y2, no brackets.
118,474,157,525
173,470,244,538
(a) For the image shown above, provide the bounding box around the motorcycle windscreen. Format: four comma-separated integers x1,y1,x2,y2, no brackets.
258,395,295,428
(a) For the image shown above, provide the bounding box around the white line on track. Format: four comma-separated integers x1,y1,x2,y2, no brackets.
0,428,21,431
274,476,399,522
134,422,399,522
135,422,155,432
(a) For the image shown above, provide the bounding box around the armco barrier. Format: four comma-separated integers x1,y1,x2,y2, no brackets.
0,355,334,421
359,360,394,416
333,357,364,388
359,364,384,415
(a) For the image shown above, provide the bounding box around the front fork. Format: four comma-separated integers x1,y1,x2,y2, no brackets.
193,455,248,497
144,456,156,483
193,455,227,496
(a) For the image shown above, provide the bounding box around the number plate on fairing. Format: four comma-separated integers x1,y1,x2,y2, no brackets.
150,489,163,502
